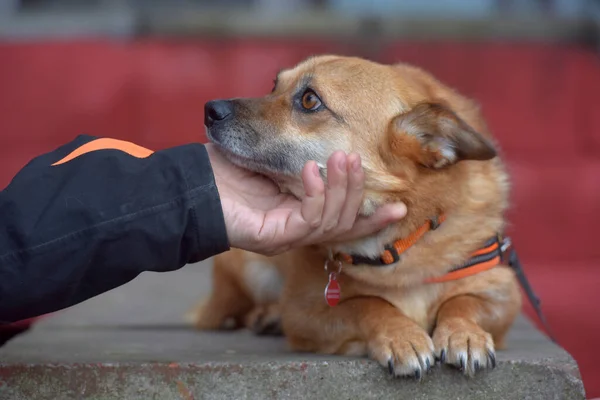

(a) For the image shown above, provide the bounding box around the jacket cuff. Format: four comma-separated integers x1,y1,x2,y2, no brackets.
174,143,231,262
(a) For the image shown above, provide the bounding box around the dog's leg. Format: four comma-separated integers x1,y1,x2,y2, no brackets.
283,296,435,380
432,290,520,376
236,258,284,336
244,303,283,336
187,255,254,331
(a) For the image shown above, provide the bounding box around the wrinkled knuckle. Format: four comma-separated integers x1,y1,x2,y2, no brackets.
350,180,365,193
308,219,321,229
322,221,339,233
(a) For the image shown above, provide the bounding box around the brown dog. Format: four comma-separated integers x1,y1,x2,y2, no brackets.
189,55,521,379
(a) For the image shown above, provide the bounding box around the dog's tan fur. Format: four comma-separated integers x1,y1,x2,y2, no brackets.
190,55,521,378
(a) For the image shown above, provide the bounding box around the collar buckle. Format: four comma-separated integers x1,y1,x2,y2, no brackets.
326,248,343,274
499,235,512,263
429,216,442,230
382,244,401,264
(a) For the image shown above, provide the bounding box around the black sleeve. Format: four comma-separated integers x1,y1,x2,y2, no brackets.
0,134,230,324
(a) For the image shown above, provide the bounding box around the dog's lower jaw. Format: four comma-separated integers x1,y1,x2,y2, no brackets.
210,142,306,198
333,224,397,260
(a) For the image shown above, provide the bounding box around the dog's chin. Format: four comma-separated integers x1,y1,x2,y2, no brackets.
210,141,307,200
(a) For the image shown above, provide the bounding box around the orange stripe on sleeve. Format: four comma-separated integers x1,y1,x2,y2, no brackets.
52,138,154,166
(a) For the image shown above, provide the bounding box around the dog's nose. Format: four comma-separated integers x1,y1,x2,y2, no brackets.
204,100,233,128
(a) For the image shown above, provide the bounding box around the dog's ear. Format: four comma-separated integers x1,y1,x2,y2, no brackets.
389,102,496,169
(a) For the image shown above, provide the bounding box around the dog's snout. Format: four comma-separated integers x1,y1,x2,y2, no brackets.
205,100,233,128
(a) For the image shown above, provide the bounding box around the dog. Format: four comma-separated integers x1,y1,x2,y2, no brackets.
188,55,521,379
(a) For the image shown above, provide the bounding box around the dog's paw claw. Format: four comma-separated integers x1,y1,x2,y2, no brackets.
433,322,495,376
439,349,446,364
414,368,421,380
459,354,466,372
369,327,435,380
488,349,497,369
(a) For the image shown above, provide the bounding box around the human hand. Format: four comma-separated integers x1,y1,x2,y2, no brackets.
206,143,407,256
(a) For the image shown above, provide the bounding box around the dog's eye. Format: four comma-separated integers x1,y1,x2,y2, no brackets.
301,90,322,111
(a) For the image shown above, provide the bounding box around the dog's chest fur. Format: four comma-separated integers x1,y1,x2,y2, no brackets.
379,285,441,329
339,273,441,330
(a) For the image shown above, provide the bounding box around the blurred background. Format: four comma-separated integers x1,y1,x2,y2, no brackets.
1,0,599,397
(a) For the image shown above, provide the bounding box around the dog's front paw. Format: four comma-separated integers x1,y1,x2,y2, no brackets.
433,318,496,376
368,325,435,380
186,298,243,331
244,303,282,336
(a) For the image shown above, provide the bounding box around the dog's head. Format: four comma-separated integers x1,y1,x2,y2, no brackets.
205,55,497,218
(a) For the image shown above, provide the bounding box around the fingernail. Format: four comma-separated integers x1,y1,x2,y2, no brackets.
313,163,320,177
352,157,361,172
338,156,346,172
390,203,407,219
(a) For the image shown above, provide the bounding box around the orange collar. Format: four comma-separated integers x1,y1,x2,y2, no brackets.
328,223,554,343
334,214,507,283
424,236,505,283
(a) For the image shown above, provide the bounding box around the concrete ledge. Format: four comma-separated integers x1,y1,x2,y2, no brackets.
0,261,585,399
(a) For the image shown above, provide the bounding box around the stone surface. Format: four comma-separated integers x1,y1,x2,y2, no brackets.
0,260,585,400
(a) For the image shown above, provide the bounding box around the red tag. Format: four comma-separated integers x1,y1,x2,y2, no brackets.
324,272,341,307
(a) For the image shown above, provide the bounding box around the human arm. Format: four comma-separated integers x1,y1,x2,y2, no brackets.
0,135,406,323
0,135,227,323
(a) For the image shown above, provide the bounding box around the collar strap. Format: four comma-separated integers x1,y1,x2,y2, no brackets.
334,214,508,283
424,236,504,283
335,225,555,341
336,214,447,266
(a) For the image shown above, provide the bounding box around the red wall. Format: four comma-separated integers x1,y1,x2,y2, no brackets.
1,39,599,395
